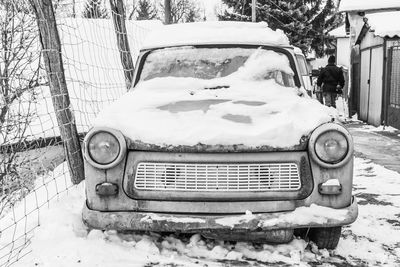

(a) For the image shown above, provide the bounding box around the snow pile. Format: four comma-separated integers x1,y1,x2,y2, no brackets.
95,50,336,148
234,49,294,80
366,11,400,37
215,210,256,228
335,158,400,266
261,204,349,228
141,21,290,49
0,162,72,266
339,0,400,12
216,203,350,229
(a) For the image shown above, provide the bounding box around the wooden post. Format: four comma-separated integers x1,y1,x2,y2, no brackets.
164,0,172,24
30,0,84,184
109,0,135,90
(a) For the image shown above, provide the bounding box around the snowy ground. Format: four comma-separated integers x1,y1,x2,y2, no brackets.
3,157,400,267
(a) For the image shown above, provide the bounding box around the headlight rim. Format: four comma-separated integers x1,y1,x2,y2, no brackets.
84,127,126,169
308,123,353,168
315,131,348,164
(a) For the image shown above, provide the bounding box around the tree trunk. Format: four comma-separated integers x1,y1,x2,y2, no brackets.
72,0,76,18
29,0,84,184
252,0,256,22
109,0,135,90
164,0,171,24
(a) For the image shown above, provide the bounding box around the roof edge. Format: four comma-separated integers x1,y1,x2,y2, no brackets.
339,7,400,13
140,42,294,51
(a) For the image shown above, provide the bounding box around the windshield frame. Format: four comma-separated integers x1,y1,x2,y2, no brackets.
132,44,301,89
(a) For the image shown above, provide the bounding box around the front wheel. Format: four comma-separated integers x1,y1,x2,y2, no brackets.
308,226,342,249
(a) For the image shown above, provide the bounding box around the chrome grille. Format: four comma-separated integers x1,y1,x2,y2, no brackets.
134,162,301,191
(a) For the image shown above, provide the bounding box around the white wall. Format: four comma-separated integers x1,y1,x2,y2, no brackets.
348,12,366,46
360,31,384,50
336,37,351,68
309,56,329,70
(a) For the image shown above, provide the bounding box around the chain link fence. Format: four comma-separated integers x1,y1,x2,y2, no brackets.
0,1,160,265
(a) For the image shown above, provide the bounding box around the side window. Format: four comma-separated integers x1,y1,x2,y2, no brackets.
296,54,309,76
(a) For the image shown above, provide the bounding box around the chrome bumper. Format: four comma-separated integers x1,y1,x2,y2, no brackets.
82,197,358,232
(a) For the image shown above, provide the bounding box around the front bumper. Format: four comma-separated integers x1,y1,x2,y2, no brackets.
82,197,358,233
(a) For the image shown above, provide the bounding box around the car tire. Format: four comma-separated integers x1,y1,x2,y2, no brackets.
308,226,342,249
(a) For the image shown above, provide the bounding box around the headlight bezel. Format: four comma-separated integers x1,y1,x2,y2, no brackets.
308,123,353,168
84,127,126,169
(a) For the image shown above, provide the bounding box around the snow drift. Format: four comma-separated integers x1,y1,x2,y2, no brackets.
95,49,336,148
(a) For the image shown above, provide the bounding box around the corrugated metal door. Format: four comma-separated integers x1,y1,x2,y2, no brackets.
368,47,384,126
387,47,400,129
359,49,371,121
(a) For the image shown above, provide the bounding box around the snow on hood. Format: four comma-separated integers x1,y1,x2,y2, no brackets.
94,51,336,148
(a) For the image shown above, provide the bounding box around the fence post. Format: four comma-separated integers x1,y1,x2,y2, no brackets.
30,0,84,184
109,0,135,90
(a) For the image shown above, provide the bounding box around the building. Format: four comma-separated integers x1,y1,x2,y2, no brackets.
339,0,400,128
328,24,350,69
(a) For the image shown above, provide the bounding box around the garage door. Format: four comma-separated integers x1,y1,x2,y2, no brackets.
359,49,370,121
359,47,384,126
368,47,384,126
388,46,400,129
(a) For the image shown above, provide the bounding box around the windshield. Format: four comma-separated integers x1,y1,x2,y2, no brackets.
139,46,296,87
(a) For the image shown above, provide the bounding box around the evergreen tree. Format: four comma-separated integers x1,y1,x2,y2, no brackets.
82,0,108,19
184,5,201,22
136,0,158,20
219,0,342,56
160,0,202,23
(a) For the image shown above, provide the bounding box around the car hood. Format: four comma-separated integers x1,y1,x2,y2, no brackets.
94,76,337,151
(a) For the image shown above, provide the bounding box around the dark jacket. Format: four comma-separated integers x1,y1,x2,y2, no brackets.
316,63,345,93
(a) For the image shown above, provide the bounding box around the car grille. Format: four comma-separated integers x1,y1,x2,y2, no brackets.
134,162,301,192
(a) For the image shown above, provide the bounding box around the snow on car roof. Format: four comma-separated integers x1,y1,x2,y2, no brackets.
366,11,400,37
141,21,290,50
339,0,400,12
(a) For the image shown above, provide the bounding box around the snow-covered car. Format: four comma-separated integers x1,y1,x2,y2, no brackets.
82,22,358,249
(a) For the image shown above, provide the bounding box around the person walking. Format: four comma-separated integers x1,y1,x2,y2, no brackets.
316,55,345,108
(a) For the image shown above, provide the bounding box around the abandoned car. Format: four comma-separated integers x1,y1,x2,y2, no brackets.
82,22,358,249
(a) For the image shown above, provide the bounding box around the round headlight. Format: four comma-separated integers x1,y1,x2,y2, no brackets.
315,130,348,164
88,131,120,165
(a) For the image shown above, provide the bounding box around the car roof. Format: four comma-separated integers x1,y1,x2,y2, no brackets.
140,21,292,50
